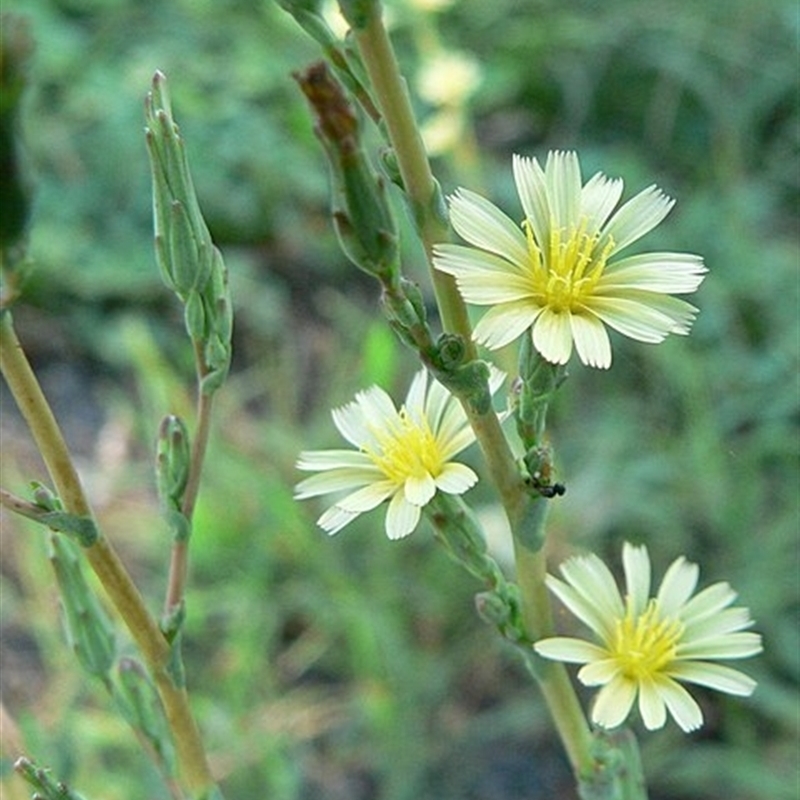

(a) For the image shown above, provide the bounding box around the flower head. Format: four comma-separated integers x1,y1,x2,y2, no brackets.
295,369,502,540
534,542,762,732
433,151,707,368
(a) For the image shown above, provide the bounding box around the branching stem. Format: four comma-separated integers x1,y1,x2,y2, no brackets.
0,311,218,795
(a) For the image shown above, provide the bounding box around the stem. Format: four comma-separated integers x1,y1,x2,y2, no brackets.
182,343,215,522
164,341,215,616
351,11,471,339
0,312,217,795
513,539,594,775
351,5,595,781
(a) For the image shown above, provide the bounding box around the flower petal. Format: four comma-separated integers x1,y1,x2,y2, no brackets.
556,553,625,635
317,505,360,535
532,308,574,365
654,676,703,732
682,607,756,641
545,150,582,229
656,555,700,616
534,637,608,664
473,302,541,350
601,252,707,294
679,582,738,624
512,154,549,245
433,243,536,307
385,492,421,539
592,675,638,729
435,462,478,494
638,676,668,730
404,369,429,423
570,312,612,368
578,658,622,686
600,184,675,253
447,188,530,265
294,467,382,498
587,293,699,341
622,542,652,616
336,481,397,512
667,661,758,696
677,631,763,660
296,449,375,472
404,472,437,506
581,171,624,232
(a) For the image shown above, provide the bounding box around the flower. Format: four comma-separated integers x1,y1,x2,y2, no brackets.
433,151,707,368
295,369,502,540
534,542,762,732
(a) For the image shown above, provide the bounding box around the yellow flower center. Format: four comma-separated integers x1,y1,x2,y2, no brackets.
523,217,615,312
366,409,443,484
611,599,683,681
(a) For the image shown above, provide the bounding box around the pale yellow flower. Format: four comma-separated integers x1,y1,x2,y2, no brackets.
534,543,762,732
433,151,707,368
296,369,502,540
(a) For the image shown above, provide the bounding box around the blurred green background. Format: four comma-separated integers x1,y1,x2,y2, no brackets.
0,0,797,798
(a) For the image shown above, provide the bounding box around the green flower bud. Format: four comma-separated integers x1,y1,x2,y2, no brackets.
514,333,568,446
115,657,177,774
145,71,214,300
475,590,511,628
295,61,399,285
49,534,116,679
183,289,207,342
14,757,89,800
155,415,190,509
426,494,495,583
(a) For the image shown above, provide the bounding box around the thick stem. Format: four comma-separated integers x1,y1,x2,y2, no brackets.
350,6,594,781
0,312,217,794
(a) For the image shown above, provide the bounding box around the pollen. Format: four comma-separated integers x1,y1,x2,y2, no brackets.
366,409,443,484
523,217,614,312
611,599,683,681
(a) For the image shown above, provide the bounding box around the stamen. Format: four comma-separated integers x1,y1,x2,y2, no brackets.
522,215,615,312
366,409,443,484
612,599,683,680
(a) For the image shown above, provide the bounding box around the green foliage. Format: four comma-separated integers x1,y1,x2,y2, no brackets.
1,0,796,799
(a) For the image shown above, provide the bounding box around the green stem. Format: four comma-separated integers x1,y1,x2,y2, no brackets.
164,341,215,616
351,4,595,781
0,312,218,796
514,539,594,775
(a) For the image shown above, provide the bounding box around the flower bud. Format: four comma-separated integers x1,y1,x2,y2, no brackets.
155,415,190,510
116,657,176,773
49,534,116,679
295,61,399,285
145,73,215,300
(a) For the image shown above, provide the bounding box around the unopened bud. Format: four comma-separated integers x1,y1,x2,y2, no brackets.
145,71,214,299
295,61,399,285
49,534,116,678
116,657,176,773
155,415,190,510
